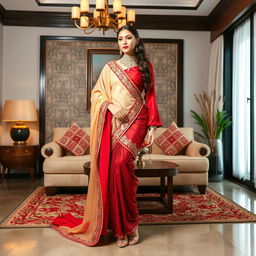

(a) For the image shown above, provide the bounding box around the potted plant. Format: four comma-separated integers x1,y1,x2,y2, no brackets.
190,90,232,181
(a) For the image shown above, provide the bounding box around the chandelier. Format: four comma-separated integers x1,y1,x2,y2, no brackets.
71,0,136,35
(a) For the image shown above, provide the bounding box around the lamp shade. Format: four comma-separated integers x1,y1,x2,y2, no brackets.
3,100,38,122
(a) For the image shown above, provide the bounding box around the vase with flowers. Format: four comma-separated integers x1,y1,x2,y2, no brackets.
190,90,232,181
137,141,150,168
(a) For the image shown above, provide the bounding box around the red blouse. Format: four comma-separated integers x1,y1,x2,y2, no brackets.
124,63,162,127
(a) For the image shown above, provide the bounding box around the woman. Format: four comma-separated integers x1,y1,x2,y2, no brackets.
51,24,161,247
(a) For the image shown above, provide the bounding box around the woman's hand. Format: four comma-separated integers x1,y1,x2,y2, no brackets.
108,104,129,123
146,126,156,147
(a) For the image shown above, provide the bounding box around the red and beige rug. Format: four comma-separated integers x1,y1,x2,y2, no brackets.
1,186,256,228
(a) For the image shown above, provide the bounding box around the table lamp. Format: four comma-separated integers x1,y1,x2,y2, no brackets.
3,100,38,144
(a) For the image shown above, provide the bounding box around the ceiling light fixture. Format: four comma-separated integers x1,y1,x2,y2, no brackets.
71,0,136,35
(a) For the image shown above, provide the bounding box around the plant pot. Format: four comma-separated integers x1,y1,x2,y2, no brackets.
208,139,224,182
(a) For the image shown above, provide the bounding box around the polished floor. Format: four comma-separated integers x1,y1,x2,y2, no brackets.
0,178,256,256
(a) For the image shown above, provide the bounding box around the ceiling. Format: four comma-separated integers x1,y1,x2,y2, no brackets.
1,0,252,42
0,0,221,16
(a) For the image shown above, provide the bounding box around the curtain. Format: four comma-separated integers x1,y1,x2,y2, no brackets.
232,19,251,180
208,35,224,109
254,13,256,187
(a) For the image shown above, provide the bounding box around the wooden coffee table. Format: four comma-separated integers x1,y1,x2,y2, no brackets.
83,160,179,214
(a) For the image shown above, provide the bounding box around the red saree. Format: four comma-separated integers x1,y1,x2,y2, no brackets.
51,60,161,245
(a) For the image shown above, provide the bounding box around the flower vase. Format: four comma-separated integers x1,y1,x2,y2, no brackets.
136,147,149,168
208,139,224,182
136,154,145,168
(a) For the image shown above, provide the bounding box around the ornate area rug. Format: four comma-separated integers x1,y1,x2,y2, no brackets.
1,186,256,228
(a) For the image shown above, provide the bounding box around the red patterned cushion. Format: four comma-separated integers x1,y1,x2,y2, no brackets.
155,122,191,155
56,123,90,156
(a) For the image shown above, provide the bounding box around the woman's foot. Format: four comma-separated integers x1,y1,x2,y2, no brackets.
117,235,128,248
128,227,139,245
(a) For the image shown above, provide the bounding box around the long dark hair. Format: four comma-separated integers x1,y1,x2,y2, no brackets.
117,24,151,90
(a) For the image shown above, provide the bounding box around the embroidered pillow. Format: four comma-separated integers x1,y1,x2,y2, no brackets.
155,122,191,155
56,123,90,156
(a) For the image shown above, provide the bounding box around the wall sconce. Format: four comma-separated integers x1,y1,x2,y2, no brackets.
3,100,38,144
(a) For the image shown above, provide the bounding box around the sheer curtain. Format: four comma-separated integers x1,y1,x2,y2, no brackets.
254,13,256,187
208,35,223,109
233,19,251,180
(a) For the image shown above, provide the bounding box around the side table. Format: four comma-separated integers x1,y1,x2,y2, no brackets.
0,144,39,180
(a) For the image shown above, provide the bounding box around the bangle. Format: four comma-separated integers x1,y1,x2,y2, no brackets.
148,126,156,131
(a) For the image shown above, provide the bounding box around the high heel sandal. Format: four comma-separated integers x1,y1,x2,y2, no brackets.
128,227,139,245
117,235,128,248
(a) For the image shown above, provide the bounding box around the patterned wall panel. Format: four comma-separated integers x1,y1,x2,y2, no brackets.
145,43,178,128
42,38,183,143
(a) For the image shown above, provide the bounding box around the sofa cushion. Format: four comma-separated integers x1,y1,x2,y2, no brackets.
142,154,209,173
56,123,90,156
151,127,194,154
53,127,91,140
155,122,191,155
43,155,91,174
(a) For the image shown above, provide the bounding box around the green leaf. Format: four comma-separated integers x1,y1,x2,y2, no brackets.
215,109,232,138
190,109,231,140
190,110,209,140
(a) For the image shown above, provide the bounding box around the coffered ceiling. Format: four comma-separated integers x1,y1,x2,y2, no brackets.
0,0,220,15
37,0,204,8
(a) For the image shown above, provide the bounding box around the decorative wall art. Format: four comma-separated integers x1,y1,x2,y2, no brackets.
86,48,119,110
40,36,183,146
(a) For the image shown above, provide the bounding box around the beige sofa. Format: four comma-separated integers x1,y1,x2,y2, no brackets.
41,127,210,195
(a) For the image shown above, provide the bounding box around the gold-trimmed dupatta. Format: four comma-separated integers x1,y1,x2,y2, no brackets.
53,61,144,246
108,61,144,150
54,64,112,246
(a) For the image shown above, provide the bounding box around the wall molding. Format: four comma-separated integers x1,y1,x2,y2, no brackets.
0,4,5,24
2,11,210,31
3,11,74,27
135,15,209,31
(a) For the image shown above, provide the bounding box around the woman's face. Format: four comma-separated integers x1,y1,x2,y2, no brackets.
118,29,138,56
